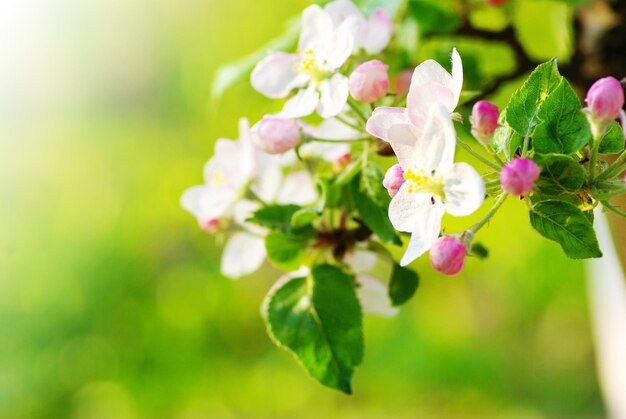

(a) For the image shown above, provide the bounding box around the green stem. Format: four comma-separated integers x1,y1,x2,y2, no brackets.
469,193,508,234
601,200,626,218
589,133,602,183
597,148,626,181
336,115,366,133
347,98,369,124
362,140,370,169
457,137,502,171
521,136,530,157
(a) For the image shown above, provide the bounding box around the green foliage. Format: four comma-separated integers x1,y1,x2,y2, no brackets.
529,200,601,259
388,263,419,306
250,204,303,230
406,0,460,34
505,59,562,139
265,231,312,270
291,208,319,228
349,165,402,246
263,265,363,394
532,79,591,154
534,154,585,196
470,242,489,259
598,121,625,154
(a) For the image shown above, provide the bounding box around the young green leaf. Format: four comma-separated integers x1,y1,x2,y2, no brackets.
534,154,585,195
262,265,363,394
291,208,318,228
598,121,625,154
505,59,562,138
250,205,302,230
388,263,419,306
592,180,626,200
265,231,311,271
529,200,602,259
532,78,591,154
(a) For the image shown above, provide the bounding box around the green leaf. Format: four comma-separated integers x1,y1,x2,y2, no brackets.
493,114,522,159
532,78,591,154
505,59,562,138
265,231,312,270
250,205,301,230
406,0,460,34
388,263,419,306
529,200,602,259
349,171,402,245
262,265,363,394
534,154,585,195
470,242,489,259
592,180,626,200
360,163,390,207
291,208,318,228
599,121,625,154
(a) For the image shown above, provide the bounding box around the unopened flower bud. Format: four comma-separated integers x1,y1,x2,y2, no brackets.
394,69,413,97
198,218,220,233
333,152,352,172
383,164,405,198
470,100,499,144
586,77,624,122
429,236,467,276
254,115,301,154
500,158,540,197
349,60,389,103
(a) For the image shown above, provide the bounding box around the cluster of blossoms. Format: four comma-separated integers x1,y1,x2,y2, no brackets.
182,0,626,394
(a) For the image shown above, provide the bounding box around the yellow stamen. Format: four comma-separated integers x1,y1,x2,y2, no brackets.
211,168,226,186
403,168,445,199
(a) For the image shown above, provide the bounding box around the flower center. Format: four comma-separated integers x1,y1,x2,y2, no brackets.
297,49,327,84
211,168,226,186
403,168,445,199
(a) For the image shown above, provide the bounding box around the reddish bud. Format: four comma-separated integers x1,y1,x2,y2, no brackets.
429,236,467,276
383,164,405,198
500,158,540,196
470,100,499,144
586,76,624,123
349,60,389,103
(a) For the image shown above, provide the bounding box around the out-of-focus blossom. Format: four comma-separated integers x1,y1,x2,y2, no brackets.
470,100,499,144
251,5,356,118
500,158,540,197
366,49,463,142
485,0,510,5
252,115,301,154
386,104,484,266
394,69,413,97
429,236,467,276
349,60,389,103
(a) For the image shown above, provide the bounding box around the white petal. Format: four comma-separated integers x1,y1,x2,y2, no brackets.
252,163,283,203
237,118,257,182
399,202,445,266
180,185,234,221
410,59,454,92
414,103,456,172
406,81,455,131
450,48,463,109
280,86,320,118
325,0,364,26
317,74,349,118
361,8,392,55
442,162,485,217
299,141,351,162
388,185,427,231
250,52,307,98
276,171,318,205
299,4,333,59
366,107,411,141
344,249,378,273
313,117,362,140
387,123,420,169
221,232,266,279
231,200,266,236
356,274,399,317
324,16,357,70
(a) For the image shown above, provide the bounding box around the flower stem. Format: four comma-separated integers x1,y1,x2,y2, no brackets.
336,115,366,133
469,193,508,234
601,200,626,218
589,133,602,183
521,136,530,157
309,136,372,143
457,137,502,171
597,148,626,181
347,98,369,124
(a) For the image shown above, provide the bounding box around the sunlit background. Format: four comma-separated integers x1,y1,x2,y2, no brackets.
0,0,607,417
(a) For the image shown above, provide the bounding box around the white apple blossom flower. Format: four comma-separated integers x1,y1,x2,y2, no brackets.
367,49,463,142
324,0,393,55
251,5,357,119
387,103,485,266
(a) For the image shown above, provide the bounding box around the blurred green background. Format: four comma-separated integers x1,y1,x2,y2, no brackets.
0,0,605,417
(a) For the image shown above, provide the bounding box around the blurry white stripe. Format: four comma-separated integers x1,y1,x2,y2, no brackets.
587,209,626,418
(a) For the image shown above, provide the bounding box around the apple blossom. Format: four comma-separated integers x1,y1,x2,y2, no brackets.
394,69,413,97
349,60,389,103
429,236,467,276
470,100,499,144
383,164,405,198
367,49,463,142
252,115,301,154
500,158,540,197
387,104,485,266
251,5,356,118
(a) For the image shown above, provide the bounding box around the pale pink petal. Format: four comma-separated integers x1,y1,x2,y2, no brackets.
313,117,362,140
407,81,455,130
250,52,307,98
450,48,463,109
413,103,456,173
366,107,411,141
324,16,357,70
387,123,420,169
620,109,626,140
410,59,454,93
356,273,399,317
388,185,432,232
361,8,392,55
280,86,320,118
276,171,318,205
400,202,445,266
180,185,235,221
299,4,333,58
442,162,485,217
324,0,364,26
317,74,349,118
221,232,267,279
251,162,283,203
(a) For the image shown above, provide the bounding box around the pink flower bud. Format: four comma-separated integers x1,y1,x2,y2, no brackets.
470,100,499,143
383,164,405,198
586,76,624,122
333,152,352,172
485,0,509,5
349,60,389,103
254,115,301,154
500,158,540,197
394,69,413,97
198,218,220,233
429,236,467,276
